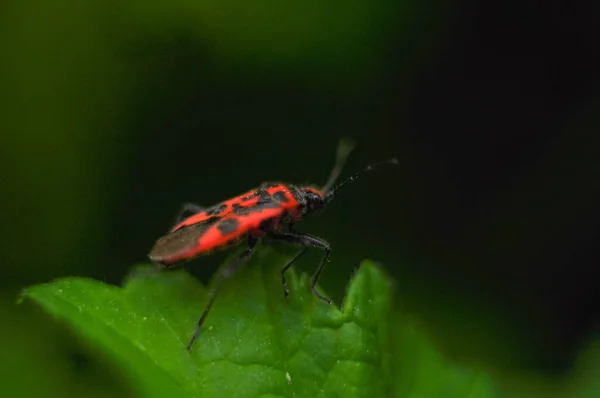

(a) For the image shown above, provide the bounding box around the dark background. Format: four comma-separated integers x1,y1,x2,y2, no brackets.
1,0,599,395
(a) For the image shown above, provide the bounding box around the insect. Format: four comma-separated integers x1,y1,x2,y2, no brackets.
148,140,397,350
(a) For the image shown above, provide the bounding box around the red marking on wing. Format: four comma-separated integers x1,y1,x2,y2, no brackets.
176,212,214,228
155,184,307,264
270,185,303,219
153,202,286,265
266,184,285,194
173,188,260,230
196,206,286,252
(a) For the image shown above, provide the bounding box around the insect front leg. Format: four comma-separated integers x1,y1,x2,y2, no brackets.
268,232,332,304
173,202,205,226
281,246,308,298
187,236,257,351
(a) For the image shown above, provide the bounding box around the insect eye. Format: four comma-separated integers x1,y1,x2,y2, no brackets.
307,193,323,209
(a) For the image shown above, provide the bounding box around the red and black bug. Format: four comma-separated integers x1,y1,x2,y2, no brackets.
148,140,397,350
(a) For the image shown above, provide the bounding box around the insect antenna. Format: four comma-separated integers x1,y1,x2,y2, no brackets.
321,138,357,193
325,157,398,202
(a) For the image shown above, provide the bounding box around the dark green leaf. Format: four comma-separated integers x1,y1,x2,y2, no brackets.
22,246,498,397
23,248,393,397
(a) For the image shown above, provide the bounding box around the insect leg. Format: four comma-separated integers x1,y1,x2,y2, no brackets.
187,236,257,351
268,232,332,304
281,246,308,297
173,202,205,226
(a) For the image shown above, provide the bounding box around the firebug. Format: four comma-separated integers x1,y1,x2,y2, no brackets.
148,139,397,350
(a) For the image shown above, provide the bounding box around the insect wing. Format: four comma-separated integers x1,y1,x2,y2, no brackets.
149,219,216,264
173,188,263,231
197,202,286,248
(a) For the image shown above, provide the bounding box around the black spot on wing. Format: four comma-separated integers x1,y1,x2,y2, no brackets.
217,218,240,235
272,190,289,203
205,203,227,216
233,201,281,215
257,188,272,203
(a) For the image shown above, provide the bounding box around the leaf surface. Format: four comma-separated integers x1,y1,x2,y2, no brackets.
23,247,498,397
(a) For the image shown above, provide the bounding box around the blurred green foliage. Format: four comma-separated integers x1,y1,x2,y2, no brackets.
0,297,135,398
0,0,425,288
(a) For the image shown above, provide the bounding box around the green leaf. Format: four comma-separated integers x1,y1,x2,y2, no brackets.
0,298,134,398
22,247,393,398
22,246,498,398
